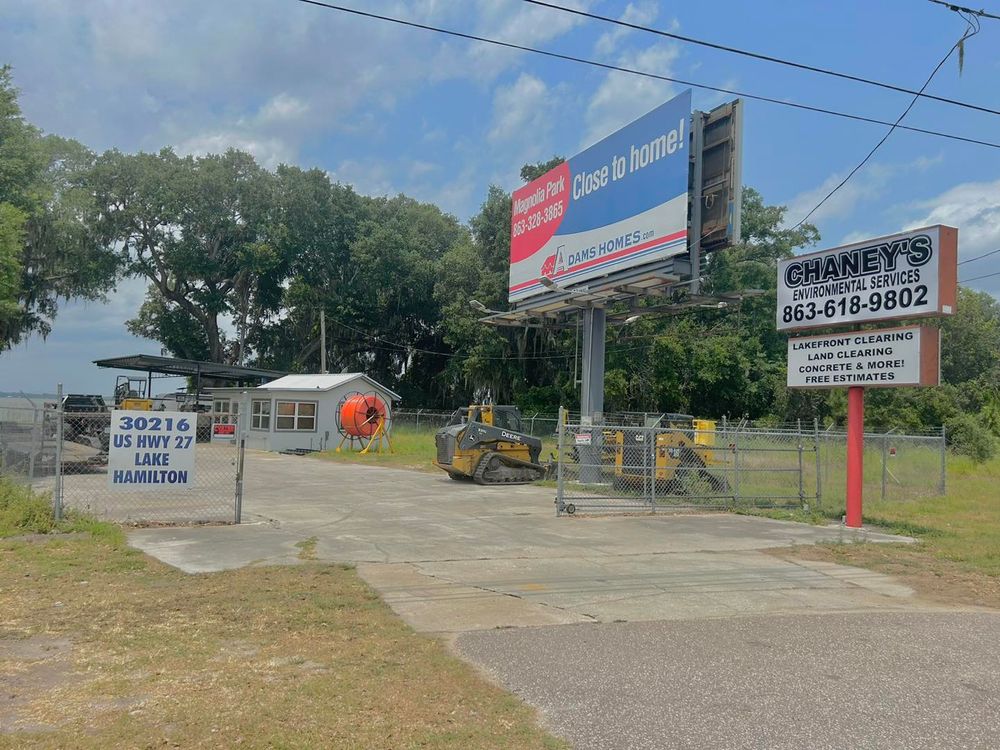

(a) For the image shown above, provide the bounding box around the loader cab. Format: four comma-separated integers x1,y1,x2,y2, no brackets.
114,376,153,411
448,404,523,432
476,405,522,432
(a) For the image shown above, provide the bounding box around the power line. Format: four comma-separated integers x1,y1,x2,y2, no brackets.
928,0,1000,22
958,247,1000,265
960,269,1000,284
523,0,1000,118
326,326,663,363
790,16,981,228
324,300,734,363
291,0,1000,150
326,316,579,361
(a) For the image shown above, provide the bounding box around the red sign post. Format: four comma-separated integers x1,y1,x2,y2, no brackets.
778,226,958,528
846,387,865,528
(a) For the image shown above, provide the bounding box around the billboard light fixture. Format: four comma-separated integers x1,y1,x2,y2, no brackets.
469,299,491,313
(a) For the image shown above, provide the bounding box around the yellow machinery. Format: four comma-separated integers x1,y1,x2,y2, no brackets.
611,415,729,495
434,405,548,484
114,376,153,411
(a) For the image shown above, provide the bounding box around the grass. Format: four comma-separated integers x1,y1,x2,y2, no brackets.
764,453,1000,608
0,477,120,542
0,480,565,749
318,426,441,472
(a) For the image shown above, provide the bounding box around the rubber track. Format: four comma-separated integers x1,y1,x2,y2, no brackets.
472,450,545,485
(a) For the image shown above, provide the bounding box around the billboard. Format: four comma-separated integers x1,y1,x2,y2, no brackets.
787,325,940,389
697,99,743,256
509,90,691,303
776,225,958,331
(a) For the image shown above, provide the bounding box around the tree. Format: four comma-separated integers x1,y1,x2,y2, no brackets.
250,171,470,405
520,156,564,182
0,66,113,350
939,287,1000,385
87,148,280,363
250,166,364,371
603,187,821,420
435,179,576,406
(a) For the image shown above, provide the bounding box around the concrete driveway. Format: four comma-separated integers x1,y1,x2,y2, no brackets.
127,453,1000,749
129,452,925,632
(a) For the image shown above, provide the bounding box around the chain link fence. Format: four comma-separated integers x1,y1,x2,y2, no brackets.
555,417,820,515
392,409,563,438
392,407,947,511
816,426,946,503
1,395,243,525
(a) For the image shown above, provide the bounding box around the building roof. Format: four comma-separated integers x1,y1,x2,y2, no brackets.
257,373,401,401
93,354,285,383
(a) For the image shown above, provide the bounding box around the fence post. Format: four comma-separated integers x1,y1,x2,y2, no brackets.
732,424,740,504
645,425,653,510
556,406,565,516
939,425,947,495
881,432,889,501
234,429,246,524
27,407,38,481
650,426,657,513
814,418,821,509
530,412,537,436
54,383,64,522
797,425,805,508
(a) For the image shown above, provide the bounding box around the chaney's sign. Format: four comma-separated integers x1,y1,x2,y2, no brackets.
776,225,957,331
787,325,940,389
509,90,691,302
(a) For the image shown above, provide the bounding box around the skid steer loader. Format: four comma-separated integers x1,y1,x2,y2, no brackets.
433,405,549,485
610,415,730,496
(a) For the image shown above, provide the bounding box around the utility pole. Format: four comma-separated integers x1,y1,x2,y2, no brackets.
320,309,328,374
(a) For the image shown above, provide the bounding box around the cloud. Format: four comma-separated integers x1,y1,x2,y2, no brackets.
488,73,550,143
581,43,680,148
830,177,1000,298
594,2,666,56
2,0,587,167
782,152,945,231
329,158,477,219
257,93,310,124
176,132,294,170
904,179,1000,296
464,0,596,77
329,159,397,198
782,164,895,229
55,277,150,334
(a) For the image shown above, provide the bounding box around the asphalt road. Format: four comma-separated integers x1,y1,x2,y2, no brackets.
456,611,1000,750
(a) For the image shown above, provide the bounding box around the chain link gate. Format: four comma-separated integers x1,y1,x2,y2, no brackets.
52,407,246,525
0,386,248,525
555,413,821,515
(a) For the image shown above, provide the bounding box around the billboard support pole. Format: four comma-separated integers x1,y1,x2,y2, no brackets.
579,306,606,484
580,306,606,419
689,111,705,295
846,386,864,528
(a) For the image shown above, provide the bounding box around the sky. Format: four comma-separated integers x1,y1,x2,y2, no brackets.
2,0,1000,395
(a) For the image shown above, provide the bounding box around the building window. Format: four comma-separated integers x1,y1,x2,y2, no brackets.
251,399,271,431
275,401,317,431
213,398,239,425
